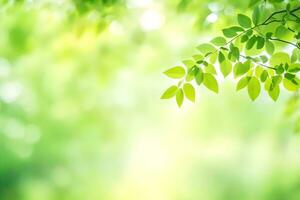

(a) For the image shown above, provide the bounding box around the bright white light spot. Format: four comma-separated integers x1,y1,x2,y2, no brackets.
127,136,170,172
4,118,25,139
0,81,22,103
140,9,164,31
206,13,218,23
127,0,153,8
208,3,223,12
109,21,124,36
0,58,11,78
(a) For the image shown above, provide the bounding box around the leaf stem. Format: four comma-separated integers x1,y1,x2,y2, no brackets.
239,55,275,70
269,37,299,49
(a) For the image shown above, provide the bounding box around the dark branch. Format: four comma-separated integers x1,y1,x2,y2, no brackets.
269,37,300,49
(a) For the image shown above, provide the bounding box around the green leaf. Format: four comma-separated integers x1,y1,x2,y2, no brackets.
275,64,285,74
265,41,275,55
218,51,225,63
220,60,232,77
203,73,218,93
209,52,218,64
288,63,300,73
260,70,268,82
211,37,227,46
246,30,253,37
185,66,196,81
271,75,282,89
256,36,265,49
247,76,261,101
234,62,250,78
255,66,264,77
284,73,295,80
192,54,204,61
176,89,184,107
205,64,217,74
265,78,272,91
265,32,272,39
182,60,195,68
161,85,178,99
194,67,204,85
241,35,249,43
222,26,244,38
237,14,252,28
270,52,290,66
260,55,268,63
275,25,288,38
183,83,195,102
246,35,257,50
236,76,250,91
164,66,186,79
291,48,300,62
197,43,216,55
249,0,261,7
252,6,260,25
268,85,280,101
283,78,299,91
229,44,240,61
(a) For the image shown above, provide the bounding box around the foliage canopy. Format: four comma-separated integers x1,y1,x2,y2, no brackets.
162,0,300,107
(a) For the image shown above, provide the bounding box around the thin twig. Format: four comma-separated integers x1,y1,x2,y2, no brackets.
269,37,300,49
240,55,276,70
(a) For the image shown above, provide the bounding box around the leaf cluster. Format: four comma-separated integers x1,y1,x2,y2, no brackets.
162,1,300,107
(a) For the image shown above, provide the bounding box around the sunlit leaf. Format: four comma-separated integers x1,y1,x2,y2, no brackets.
238,14,252,28
283,78,299,91
161,85,178,99
194,67,204,85
203,73,218,93
197,43,216,55
255,66,264,77
236,76,250,91
247,76,261,101
176,89,184,107
209,52,218,64
211,37,227,46
164,66,185,79
288,63,300,73
268,85,280,101
182,60,195,68
265,40,275,55
205,64,217,74
186,66,196,81
222,26,244,38
220,60,232,77
192,54,204,61
291,48,300,62
234,62,250,78
183,83,195,102
270,52,290,66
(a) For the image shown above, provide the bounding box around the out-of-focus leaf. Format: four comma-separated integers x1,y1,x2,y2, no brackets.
161,85,178,99
164,66,186,79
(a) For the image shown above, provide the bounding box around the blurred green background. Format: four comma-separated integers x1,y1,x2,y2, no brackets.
0,0,300,199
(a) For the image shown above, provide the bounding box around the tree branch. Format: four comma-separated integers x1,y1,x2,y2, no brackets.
269,37,300,49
